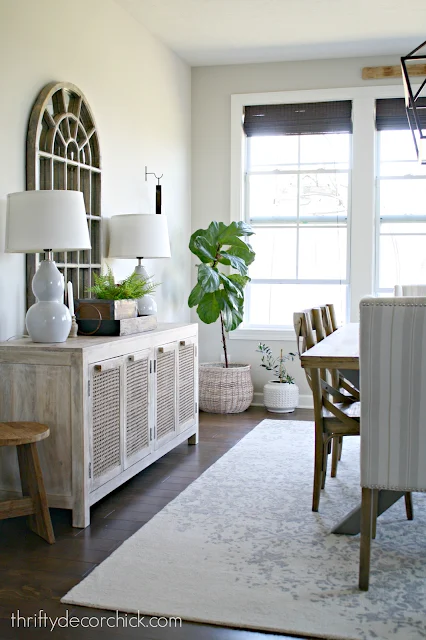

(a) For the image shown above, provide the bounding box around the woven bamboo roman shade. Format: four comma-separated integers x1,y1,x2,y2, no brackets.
243,101,353,136
376,97,426,130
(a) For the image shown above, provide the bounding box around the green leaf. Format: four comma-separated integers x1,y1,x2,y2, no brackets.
223,303,244,331
219,273,243,298
228,273,250,289
196,292,221,324
216,289,245,331
188,283,204,308
217,251,248,275
218,221,254,244
194,236,217,262
197,264,220,293
225,240,256,266
189,229,217,263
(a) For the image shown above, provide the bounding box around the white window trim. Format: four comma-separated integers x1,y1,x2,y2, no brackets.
229,84,415,341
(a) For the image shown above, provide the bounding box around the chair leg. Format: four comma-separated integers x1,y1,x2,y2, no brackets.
312,435,324,512
338,436,343,461
331,437,339,477
404,492,414,521
321,440,329,490
17,443,55,544
359,487,373,591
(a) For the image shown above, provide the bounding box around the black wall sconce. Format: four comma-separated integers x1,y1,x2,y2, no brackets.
145,166,163,215
401,40,426,163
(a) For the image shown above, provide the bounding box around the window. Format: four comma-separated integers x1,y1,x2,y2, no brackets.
243,101,351,327
231,86,425,338
375,99,426,293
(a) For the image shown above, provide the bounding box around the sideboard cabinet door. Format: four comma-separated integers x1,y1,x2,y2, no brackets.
154,342,177,449
123,349,153,470
89,357,123,491
178,337,198,433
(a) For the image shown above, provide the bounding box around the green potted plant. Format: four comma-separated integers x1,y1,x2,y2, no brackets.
256,343,299,413
75,266,157,335
188,220,255,413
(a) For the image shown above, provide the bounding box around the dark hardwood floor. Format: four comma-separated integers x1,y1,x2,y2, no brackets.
0,407,313,640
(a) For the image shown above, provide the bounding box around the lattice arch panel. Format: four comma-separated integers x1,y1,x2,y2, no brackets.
26,81,102,307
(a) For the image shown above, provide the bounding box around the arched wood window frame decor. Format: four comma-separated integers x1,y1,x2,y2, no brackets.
26,81,102,308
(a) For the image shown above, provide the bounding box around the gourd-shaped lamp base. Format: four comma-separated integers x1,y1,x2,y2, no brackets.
26,260,71,343
134,262,157,316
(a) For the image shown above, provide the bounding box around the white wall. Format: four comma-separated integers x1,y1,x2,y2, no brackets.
0,0,191,340
191,56,401,404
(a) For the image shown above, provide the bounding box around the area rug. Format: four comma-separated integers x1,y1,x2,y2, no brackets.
62,421,426,640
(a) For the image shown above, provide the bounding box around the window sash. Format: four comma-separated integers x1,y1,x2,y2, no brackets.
375,128,426,293
245,133,350,292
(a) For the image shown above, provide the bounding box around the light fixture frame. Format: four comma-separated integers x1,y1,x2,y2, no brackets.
401,39,426,163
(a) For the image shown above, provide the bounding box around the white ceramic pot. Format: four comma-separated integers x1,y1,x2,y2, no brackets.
263,381,299,414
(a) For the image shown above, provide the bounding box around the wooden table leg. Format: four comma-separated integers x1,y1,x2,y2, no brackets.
17,443,55,544
332,490,405,535
310,367,325,512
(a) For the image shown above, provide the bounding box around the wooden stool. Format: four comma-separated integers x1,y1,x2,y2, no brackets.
0,422,55,544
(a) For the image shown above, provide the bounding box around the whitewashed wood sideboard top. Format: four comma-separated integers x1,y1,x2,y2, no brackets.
0,323,198,352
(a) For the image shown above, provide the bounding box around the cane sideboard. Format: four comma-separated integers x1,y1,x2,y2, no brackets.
0,323,198,527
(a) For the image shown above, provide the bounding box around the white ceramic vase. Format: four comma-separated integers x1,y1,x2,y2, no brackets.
26,260,71,343
263,381,299,414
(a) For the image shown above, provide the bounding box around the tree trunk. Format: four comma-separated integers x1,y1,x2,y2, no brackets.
220,312,229,368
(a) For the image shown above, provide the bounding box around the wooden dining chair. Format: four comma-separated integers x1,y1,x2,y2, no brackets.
358,297,420,590
294,308,360,511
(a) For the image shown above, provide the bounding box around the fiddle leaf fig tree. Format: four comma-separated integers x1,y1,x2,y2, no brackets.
188,221,255,367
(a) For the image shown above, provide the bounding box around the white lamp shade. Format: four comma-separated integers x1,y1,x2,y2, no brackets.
6,190,91,252
108,213,171,259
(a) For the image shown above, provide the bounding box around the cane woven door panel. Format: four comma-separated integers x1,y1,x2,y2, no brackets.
155,346,177,448
124,354,151,468
178,341,196,432
90,361,122,490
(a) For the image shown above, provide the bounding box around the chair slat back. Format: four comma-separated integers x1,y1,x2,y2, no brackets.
312,308,326,342
326,304,339,332
360,296,426,491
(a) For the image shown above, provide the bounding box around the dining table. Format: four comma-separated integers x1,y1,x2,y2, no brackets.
300,322,406,535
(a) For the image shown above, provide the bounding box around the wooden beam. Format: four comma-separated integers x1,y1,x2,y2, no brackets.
362,64,426,80
0,497,34,519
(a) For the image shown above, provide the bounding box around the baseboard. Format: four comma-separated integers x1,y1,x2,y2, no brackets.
252,391,313,410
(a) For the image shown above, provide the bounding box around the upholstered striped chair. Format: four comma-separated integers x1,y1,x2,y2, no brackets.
394,284,426,296
359,297,424,590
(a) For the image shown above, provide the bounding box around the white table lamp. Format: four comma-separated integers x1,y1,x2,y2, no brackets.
108,214,171,315
6,190,91,343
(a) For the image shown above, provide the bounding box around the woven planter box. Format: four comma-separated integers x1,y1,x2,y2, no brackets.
199,363,253,414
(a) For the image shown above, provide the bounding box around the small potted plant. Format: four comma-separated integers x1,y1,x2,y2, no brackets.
188,220,255,414
75,266,157,335
257,343,299,413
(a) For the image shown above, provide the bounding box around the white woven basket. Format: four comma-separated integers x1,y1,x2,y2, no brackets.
263,381,299,414
199,363,253,414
